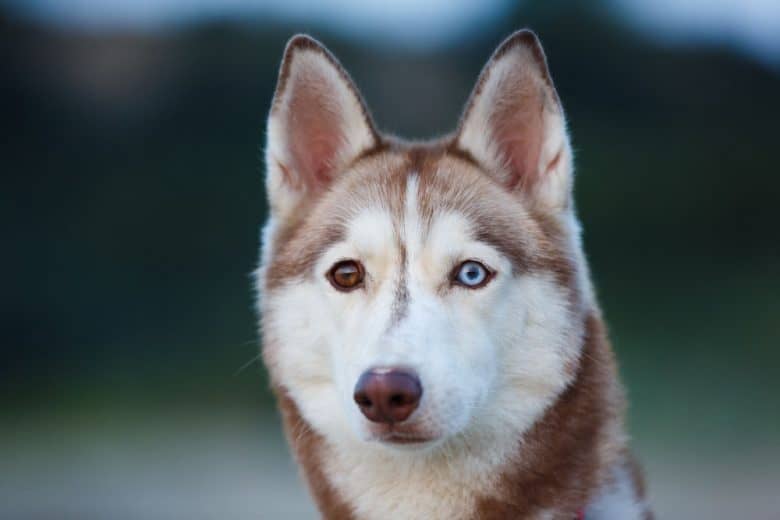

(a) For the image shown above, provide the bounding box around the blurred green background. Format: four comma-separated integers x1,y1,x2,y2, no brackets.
2,0,779,518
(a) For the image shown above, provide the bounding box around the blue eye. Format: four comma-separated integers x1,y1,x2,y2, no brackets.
454,260,492,288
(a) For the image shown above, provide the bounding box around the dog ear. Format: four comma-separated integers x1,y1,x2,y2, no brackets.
455,30,572,213
265,35,378,220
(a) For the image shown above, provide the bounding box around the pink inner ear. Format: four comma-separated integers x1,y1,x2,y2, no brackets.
286,75,345,190
492,87,544,191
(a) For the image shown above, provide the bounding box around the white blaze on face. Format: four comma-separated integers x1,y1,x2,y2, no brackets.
314,175,495,441
267,173,579,449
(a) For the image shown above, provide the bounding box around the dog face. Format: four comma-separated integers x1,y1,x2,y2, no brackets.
259,32,588,451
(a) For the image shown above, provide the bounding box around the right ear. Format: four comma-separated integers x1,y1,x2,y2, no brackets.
454,30,572,214
265,35,378,221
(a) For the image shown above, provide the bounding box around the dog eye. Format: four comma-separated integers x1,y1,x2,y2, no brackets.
327,260,365,291
453,260,492,289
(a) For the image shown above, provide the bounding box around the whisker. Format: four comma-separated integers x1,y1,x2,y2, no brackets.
234,353,263,376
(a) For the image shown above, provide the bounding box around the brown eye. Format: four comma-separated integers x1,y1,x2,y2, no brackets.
327,260,365,291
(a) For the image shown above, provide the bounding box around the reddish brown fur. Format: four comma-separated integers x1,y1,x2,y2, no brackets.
473,313,621,518
264,143,639,519
262,30,648,519
264,153,406,290
275,390,357,520
265,141,576,292
627,453,654,519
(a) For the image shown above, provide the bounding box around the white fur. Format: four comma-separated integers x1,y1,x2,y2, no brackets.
261,177,583,518
586,463,649,519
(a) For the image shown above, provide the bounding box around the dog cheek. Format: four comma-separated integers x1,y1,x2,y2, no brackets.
439,325,498,434
267,284,337,388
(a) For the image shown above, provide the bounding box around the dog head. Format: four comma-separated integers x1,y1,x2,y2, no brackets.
258,32,589,451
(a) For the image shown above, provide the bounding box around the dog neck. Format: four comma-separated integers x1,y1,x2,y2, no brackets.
273,312,645,519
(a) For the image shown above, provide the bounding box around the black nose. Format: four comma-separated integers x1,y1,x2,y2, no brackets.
353,369,422,424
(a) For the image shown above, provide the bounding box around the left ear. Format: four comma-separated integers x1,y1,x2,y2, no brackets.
455,30,573,213
265,35,379,222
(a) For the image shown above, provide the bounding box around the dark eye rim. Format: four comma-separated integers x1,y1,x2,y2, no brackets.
450,260,495,290
326,259,366,291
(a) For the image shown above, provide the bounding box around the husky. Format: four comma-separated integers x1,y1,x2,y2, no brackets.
256,30,651,519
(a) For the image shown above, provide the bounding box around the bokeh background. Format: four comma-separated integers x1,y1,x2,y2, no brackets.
2,0,779,518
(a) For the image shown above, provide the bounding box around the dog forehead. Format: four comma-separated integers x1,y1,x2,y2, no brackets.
338,155,504,254
344,208,396,253
265,150,547,290
343,202,474,256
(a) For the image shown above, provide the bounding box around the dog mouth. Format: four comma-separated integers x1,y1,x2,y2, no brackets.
368,424,436,445
379,433,433,445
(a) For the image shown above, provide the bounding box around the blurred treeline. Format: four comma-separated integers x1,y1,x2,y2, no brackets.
2,1,779,448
